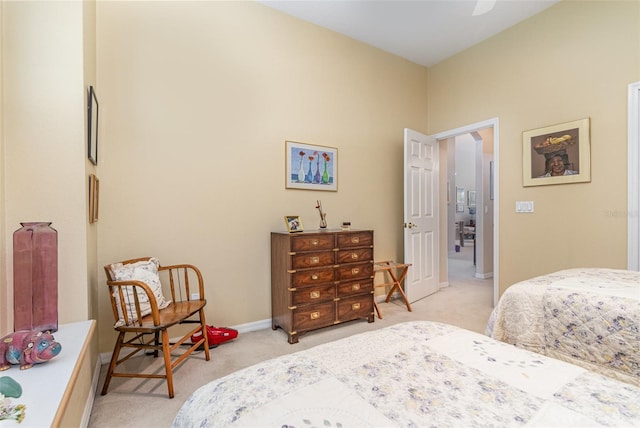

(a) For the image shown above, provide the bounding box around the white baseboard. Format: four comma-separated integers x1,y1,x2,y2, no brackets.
232,318,272,333
475,272,493,279
100,351,112,365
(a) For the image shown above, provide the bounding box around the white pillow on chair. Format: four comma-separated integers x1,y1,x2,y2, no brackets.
110,257,171,326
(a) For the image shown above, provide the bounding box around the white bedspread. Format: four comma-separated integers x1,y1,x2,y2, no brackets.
173,321,640,427
486,268,640,386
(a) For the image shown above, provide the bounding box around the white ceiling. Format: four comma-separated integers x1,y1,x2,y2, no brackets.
259,0,559,67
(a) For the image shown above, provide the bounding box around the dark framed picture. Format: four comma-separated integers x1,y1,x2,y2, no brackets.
88,86,99,165
523,118,590,186
285,141,337,191
284,215,304,233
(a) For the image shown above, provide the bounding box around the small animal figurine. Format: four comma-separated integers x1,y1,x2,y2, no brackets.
0,330,62,370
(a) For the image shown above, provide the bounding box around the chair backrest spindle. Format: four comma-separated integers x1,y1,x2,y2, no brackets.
183,268,190,300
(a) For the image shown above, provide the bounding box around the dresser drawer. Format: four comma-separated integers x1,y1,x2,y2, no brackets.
292,283,335,306
337,295,372,321
291,267,335,286
291,251,335,269
337,231,373,249
337,278,373,298
336,261,373,281
291,234,335,252
293,302,335,331
336,248,373,264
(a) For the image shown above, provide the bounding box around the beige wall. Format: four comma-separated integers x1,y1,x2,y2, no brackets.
83,0,99,324
428,0,640,294
0,0,98,420
0,1,6,335
1,0,94,332
95,1,428,352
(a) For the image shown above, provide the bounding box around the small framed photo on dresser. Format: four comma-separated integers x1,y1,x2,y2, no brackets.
284,216,304,233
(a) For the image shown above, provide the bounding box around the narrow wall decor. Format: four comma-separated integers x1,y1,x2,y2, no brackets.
89,174,99,223
456,187,465,204
467,190,476,207
88,86,99,165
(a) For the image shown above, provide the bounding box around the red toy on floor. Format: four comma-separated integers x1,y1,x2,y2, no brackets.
191,326,238,347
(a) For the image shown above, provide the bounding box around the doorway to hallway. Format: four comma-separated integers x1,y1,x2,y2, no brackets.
433,118,499,306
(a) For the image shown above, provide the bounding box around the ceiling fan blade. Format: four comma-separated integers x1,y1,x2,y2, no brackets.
473,0,496,16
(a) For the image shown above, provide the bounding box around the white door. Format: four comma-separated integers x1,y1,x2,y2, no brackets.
404,128,440,301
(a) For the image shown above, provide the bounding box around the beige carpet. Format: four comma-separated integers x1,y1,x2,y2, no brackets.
88,247,491,427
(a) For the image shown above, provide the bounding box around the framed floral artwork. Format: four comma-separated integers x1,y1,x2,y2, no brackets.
285,141,337,191
523,118,591,187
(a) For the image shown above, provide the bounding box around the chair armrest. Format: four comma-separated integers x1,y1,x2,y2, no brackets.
107,279,162,326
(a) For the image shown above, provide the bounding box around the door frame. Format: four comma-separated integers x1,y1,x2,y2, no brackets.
629,81,640,271
433,117,499,306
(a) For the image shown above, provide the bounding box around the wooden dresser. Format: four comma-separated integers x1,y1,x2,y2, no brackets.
271,229,375,343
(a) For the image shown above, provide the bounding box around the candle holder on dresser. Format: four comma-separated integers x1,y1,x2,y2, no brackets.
315,200,327,229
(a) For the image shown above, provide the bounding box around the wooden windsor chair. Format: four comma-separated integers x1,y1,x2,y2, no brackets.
102,257,210,398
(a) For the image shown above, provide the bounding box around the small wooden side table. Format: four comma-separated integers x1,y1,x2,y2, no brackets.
373,260,412,319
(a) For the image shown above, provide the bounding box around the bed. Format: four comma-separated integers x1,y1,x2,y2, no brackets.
486,267,640,387
173,321,640,427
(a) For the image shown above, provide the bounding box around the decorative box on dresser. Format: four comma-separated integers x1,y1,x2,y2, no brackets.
271,229,375,344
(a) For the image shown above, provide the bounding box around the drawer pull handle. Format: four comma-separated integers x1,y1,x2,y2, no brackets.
311,274,319,280
351,268,360,275
351,237,360,244
310,291,320,299
310,256,319,264
310,311,320,320
351,303,361,310
311,239,319,246
351,253,359,260
352,283,360,291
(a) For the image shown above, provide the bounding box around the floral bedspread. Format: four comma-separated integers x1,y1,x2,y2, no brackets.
173,321,640,427
486,268,640,386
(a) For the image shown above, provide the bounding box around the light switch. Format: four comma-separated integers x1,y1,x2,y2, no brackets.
515,201,534,213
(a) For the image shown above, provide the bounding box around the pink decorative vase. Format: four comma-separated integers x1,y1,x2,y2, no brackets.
13,222,58,332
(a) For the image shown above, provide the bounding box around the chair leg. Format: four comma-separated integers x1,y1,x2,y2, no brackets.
153,331,160,358
200,310,211,361
101,331,125,395
161,329,174,398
